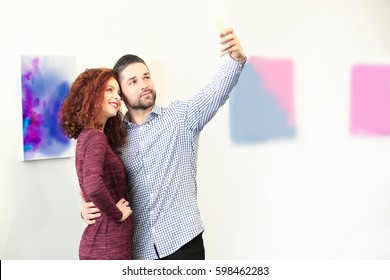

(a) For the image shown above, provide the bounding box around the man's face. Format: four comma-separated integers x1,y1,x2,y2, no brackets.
119,62,156,110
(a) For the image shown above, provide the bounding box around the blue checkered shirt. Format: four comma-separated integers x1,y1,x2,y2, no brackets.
118,56,245,259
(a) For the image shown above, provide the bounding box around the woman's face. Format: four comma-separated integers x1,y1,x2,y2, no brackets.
100,77,122,124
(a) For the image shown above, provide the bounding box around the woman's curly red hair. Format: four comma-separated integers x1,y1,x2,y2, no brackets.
59,68,127,149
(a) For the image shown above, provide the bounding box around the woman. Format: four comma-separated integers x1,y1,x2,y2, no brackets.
60,68,132,259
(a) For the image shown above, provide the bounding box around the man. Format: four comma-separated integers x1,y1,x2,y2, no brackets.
81,27,246,260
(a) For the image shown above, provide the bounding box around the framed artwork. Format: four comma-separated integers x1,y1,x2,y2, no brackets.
20,55,76,161
350,63,390,136
230,56,296,144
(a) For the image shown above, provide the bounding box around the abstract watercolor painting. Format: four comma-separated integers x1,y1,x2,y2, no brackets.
350,63,390,136
229,56,296,144
20,55,75,161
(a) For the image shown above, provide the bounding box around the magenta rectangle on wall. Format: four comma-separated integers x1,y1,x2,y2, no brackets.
350,64,390,136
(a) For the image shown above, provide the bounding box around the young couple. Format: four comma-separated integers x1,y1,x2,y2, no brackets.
60,27,246,260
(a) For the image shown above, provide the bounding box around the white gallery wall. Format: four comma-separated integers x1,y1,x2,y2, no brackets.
1,0,390,259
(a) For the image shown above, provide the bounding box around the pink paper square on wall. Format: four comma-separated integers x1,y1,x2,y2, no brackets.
350,64,390,136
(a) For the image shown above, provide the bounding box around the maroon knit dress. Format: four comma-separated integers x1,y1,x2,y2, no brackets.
76,128,131,260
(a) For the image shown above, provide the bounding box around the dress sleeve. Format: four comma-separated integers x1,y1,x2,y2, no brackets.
82,131,123,222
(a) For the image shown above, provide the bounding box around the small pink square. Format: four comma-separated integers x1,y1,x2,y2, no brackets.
350,64,390,136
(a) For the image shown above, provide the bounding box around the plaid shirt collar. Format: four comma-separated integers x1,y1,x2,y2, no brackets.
123,104,162,127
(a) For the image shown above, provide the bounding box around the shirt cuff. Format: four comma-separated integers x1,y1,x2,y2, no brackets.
226,54,246,72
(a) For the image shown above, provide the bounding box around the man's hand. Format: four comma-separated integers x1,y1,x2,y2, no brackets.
219,28,246,61
80,190,101,224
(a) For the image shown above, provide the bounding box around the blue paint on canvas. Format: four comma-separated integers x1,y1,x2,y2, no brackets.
230,63,296,144
21,55,75,160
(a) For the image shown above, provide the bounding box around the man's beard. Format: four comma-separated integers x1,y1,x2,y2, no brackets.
131,91,156,110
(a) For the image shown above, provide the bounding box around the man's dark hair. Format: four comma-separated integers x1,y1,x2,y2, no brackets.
113,54,148,77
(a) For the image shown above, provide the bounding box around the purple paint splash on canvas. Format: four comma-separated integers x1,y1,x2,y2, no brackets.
21,56,72,160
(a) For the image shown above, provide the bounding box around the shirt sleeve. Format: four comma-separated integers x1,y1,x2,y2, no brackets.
82,131,123,222
185,55,246,132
